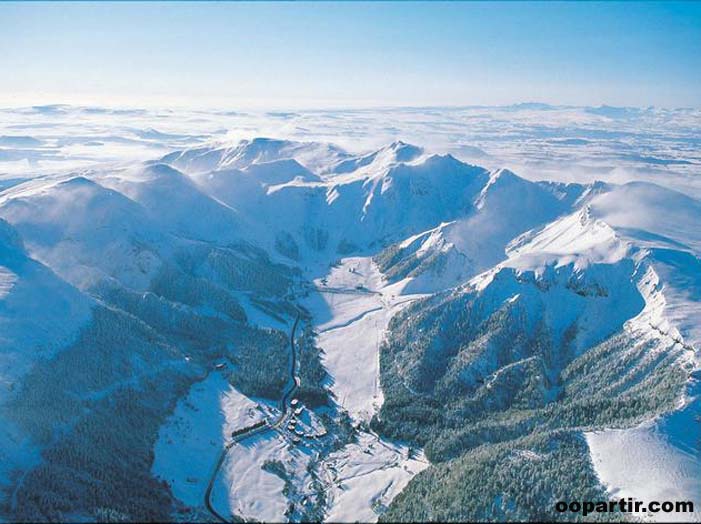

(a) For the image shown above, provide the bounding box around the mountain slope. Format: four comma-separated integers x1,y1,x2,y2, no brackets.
374,170,600,293
0,218,93,499
374,180,699,522
164,141,493,263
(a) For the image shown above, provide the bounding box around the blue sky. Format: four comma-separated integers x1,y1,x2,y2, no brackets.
1,1,700,108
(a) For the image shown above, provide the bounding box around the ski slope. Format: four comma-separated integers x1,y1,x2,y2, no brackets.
586,379,701,522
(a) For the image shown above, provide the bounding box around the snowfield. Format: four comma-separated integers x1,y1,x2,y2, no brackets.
152,255,431,523
153,372,268,508
3,104,700,198
301,257,431,521
322,431,429,523
585,377,701,523
303,257,422,422
212,432,292,522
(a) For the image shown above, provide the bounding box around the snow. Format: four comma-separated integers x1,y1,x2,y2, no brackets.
505,206,630,273
212,432,292,522
381,170,585,294
322,431,429,523
318,307,386,421
648,251,701,352
236,293,290,331
151,135,701,523
152,372,266,508
0,174,165,291
585,378,701,522
164,137,349,176
3,104,699,198
154,257,428,522
303,257,419,422
0,219,93,384
0,266,17,299
96,162,242,244
301,257,430,522
590,182,701,254
493,182,701,523
153,370,319,523
589,182,701,351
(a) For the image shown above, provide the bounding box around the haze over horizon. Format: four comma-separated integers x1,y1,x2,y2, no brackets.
2,1,700,109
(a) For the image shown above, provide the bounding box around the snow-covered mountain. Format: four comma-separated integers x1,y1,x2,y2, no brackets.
0,136,697,523
375,175,700,521
162,140,496,262
162,137,350,175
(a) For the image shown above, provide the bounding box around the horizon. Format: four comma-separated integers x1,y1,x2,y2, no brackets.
3,99,699,200
3,100,700,112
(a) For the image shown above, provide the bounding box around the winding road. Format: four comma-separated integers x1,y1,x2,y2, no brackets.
204,313,301,523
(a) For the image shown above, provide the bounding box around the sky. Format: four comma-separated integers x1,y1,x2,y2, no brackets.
1,1,700,109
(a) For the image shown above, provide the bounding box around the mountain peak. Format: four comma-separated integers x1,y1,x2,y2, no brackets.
386,140,423,162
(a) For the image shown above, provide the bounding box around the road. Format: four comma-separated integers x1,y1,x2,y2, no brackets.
276,314,301,427
203,313,301,523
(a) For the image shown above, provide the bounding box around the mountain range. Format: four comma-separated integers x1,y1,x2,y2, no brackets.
0,137,698,522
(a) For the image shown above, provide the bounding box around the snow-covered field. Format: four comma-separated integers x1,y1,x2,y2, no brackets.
303,257,421,422
301,257,431,521
212,432,293,522
152,372,268,508
151,256,429,523
322,431,429,523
